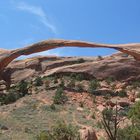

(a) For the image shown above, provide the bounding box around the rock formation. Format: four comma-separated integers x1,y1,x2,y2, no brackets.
0,39,140,75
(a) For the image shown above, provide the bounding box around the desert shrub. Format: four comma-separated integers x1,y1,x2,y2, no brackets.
75,83,83,92
91,112,96,119
131,81,140,88
96,121,103,129
117,90,127,97
51,121,79,140
117,101,140,139
37,130,50,140
117,125,139,140
88,80,100,94
106,76,115,84
53,87,67,104
101,105,122,140
97,55,103,60
136,91,140,98
50,104,56,110
67,79,75,89
92,95,96,103
70,73,77,79
79,101,84,107
75,74,84,81
128,101,140,126
45,80,50,90
0,90,20,105
77,58,85,63
37,121,79,140
34,77,43,86
104,94,111,100
59,79,65,89
4,91,18,104
53,76,58,84
18,80,29,96
70,73,84,81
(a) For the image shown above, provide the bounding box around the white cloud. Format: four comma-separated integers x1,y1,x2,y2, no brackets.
16,2,57,34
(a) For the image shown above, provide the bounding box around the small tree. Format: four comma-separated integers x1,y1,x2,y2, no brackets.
18,80,28,96
88,80,100,94
75,83,83,92
75,74,84,81
34,77,43,86
128,101,140,125
101,104,121,140
37,121,79,140
59,79,65,89
53,88,67,104
117,101,140,140
117,89,127,97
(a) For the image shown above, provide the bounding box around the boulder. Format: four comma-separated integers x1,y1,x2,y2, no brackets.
118,99,130,107
106,100,116,107
128,94,135,102
79,126,98,140
135,98,140,102
97,105,106,112
77,107,84,112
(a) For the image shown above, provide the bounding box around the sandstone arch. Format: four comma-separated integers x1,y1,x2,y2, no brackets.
0,39,140,74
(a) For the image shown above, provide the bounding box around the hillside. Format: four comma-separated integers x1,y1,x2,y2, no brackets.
0,53,140,140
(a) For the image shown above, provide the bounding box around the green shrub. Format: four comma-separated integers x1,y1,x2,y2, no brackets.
60,79,65,88
92,95,96,104
106,76,115,84
117,90,127,97
79,101,84,107
70,73,84,81
117,101,140,140
91,113,96,119
37,121,79,140
136,91,140,98
53,88,67,104
50,104,56,110
67,79,75,89
0,90,20,105
34,77,43,86
37,130,50,140
117,125,139,140
131,81,140,88
101,106,122,140
96,121,103,129
104,94,111,100
128,101,140,126
75,83,83,92
88,80,100,94
97,55,103,60
45,80,50,90
70,73,77,79
18,80,29,96
54,76,58,84
77,58,85,63
75,74,84,81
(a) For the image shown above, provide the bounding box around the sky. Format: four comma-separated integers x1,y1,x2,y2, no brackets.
0,0,140,57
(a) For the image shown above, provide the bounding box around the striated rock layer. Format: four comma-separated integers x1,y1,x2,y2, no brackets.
1,53,140,86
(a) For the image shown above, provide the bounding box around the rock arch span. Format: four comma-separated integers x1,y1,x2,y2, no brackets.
0,39,140,74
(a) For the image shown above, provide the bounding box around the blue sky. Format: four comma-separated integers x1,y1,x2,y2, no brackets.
0,0,140,57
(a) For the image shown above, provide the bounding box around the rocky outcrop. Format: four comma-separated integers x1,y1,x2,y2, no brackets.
79,126,98,140
0,39,140,75
0,54,140,85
